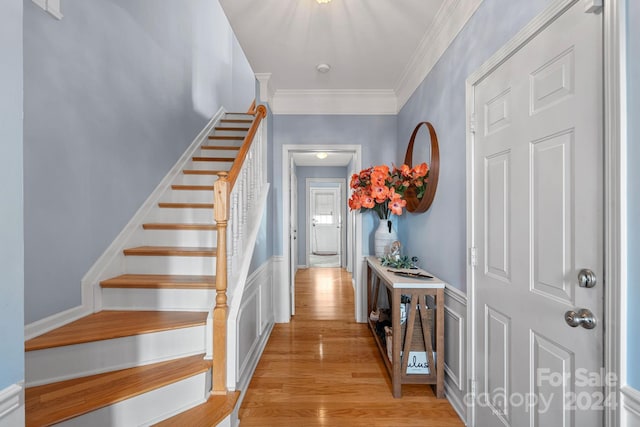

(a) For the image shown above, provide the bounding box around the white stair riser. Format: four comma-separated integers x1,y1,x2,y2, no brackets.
198,148,240,158
162,189,214,203
175,174,220,186
203,139,243,147
189,160,234,171
25,326,206,386
102,288,215,311
146,207,214,223
211,129,248,136
125,255,216,275
138,229,217,247
55,371,209,427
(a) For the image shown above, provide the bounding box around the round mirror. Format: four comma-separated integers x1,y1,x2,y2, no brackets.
403,122,439,213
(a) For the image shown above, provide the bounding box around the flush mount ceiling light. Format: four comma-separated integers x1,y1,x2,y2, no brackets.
316,0,332,3
316,63,331,73
316,152,328,159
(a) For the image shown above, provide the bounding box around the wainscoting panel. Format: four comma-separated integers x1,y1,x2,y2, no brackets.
444,285,467,424
622,386,640,427
236,260,275,392
0,383,23,427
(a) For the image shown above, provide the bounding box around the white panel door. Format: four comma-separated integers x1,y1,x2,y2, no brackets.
310,188,341,255
472,3,603,427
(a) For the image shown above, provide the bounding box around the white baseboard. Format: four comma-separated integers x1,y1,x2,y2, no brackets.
0,383,24,427
25,305,90,341
24,108,226,340
445,381,467,425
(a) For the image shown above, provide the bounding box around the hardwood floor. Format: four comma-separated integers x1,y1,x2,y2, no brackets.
239,268,464,427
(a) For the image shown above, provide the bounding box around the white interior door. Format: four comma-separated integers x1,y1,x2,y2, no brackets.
310,188,341,256
472,3,603,426
289,158,298,315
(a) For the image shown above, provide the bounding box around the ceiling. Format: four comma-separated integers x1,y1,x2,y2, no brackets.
291,151,354,167
219,0,483,114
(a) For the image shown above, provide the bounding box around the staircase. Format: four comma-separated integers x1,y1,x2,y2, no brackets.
25,108,266,426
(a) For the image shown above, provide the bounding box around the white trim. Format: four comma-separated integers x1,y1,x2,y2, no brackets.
604,0,626,425
32,0,63,20
226,185,271,389
0,383,22,421
445,382,467,426
622,386,640,424
24,304,89,341
282,145,363,322
395,0,483,111
271,256,288,323
271,90,397,115
465,2,597,426
445,283,467,307
255,73,273,105
24,108,226,340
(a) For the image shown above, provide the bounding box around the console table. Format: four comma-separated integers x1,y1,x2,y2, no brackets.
366,256,445,398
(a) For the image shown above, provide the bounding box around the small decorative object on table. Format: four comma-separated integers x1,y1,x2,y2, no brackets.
348,163,429,256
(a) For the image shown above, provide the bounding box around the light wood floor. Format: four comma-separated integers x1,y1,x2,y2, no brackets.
239,268,464,427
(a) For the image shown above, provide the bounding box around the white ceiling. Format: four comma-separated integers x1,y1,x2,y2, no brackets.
219,0,483,114
291,151,353,167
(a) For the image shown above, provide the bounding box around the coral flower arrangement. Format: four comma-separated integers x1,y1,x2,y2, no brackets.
348,163,429,219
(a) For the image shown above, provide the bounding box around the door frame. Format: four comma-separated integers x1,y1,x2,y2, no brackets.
306,178,347,268
282,144,363,322
464,0,624,426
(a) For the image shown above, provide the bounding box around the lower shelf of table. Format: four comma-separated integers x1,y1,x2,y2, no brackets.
367,320,438,389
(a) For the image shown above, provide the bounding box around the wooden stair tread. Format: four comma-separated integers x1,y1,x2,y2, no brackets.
200,145,240,151
220,119,252,123
158,202,213,209
143,223,216,230
101,274,215,289
171,184,215,191
153,391,240,427
183,170,225,175
214,126,250,131
25,311,208,351
25,354,209,427
192,156,235,162
123,246,217,257
208,135,244,140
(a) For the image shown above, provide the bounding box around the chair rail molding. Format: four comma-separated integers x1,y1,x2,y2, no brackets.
32,0,63,19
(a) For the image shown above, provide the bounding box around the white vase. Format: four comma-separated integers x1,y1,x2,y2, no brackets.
374,218,398,257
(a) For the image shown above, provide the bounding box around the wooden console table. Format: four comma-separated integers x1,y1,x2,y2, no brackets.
366,256,445,398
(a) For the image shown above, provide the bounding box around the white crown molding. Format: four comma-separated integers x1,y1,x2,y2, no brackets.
394,0,484,111
271,89,397,115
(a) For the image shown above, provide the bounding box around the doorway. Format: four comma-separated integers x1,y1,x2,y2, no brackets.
282,145,363,322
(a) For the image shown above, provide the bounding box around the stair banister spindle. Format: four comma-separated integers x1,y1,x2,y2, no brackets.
213,171,230,394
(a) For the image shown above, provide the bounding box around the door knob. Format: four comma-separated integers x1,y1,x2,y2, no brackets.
564,308,596,329
578,269,597,288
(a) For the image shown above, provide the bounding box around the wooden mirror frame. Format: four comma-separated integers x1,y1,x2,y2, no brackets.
403,122,440,213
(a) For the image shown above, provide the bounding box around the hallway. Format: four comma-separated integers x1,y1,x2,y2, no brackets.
239,268,463,426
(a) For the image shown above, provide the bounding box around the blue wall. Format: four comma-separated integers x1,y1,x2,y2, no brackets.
23,0,255,323
626,0,640,390
296,166,348,263
271,115,398,256
396,0,552,291
0,0,24,389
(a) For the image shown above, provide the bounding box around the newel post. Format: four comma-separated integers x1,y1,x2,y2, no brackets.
212,171,229,394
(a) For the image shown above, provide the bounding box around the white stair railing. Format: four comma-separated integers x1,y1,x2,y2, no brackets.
212,104,267,393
